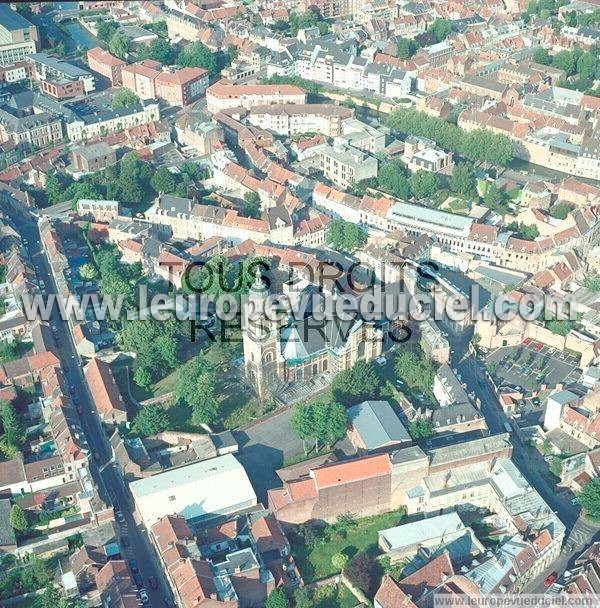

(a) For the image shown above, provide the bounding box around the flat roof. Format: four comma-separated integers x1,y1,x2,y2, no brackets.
389,201,473,231
130,454,254,500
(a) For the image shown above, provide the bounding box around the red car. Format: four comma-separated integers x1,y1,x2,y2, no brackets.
533,342,543,352
522,338,531,346
543,572,558,587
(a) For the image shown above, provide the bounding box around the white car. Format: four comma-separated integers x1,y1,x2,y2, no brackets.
139,589,149,604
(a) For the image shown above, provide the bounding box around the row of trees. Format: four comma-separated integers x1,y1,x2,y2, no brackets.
96,20,130,60
386,108,514,166
290,398,347,454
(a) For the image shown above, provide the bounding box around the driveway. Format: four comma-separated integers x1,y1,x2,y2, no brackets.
234,407,304,502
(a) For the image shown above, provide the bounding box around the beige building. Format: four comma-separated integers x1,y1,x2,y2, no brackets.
206,80,306,113
247,103,353,137
86,47,126,86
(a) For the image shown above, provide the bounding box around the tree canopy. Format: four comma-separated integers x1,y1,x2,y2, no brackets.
331,360,381,406
578,478,600,520
387,108,514,166
290,398,347,452
326,218,367,252
9,503,28,532
175,356,219,425
112,88,140,109
137,37,175,64
408,418,434,439
133,405,170,436
176,42,218,75
265,588,289,608
242,191,261,219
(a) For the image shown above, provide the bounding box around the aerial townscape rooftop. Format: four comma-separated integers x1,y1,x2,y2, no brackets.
0,1,598,607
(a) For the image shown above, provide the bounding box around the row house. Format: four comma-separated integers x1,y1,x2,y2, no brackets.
26,52,95,99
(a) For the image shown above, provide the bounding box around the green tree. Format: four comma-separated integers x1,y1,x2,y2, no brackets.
293,588,313,608
133,405,169,436
79,262,98,281
396,37,419,59
9,503,28,532
408,418,434,439
429,18,452,43
112,88,140,109
96,20,119,43
175,356,219,425
378,160,411,199
332,552,348,571
548,202,571,220
552,49,577,75
395,349,436,395
137,37,174,64
265,588,289,608
242,191,261,218
576,51,598,81
1,402,24,450
150,166,176,194
117,152,144,204
0,342,17,364
533,47,551,65
39,586,70,608
176,42,218,75
408,170,438,200
291,402,316,454
507,221,539,241
578,478,600,520
331,360,381,406
450,162,476,198
109,31,130,60
312,399,347,450
326,218,367,252
44,171,63,205
482,183,507,214
133,366,153,390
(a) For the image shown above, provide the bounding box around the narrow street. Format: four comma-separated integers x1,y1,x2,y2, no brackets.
450,327,600,591
20,216,173,607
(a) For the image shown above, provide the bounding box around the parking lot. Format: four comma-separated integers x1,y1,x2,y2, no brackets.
486,340,581,392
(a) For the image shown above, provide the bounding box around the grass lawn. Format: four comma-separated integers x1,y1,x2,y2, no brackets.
311,584,358,608
290,508,406,583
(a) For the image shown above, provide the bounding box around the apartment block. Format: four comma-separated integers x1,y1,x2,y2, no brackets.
86,47,126,86
206,80,307,113
315,143,378,189
247,103,353,137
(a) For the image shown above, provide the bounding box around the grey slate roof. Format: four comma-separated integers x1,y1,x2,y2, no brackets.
348,400,411,450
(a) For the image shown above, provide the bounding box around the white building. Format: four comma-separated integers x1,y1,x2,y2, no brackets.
206,80,306,113
315,143,378,189
130,454,257,527
66,101,160,142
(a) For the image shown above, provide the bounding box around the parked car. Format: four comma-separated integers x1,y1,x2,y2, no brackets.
120,536,130,548
571,497,579,505
543,572,558,587
92,451,100,462
129,559,138,574
115,510,125,524
139,589,149,604
133,573,143,588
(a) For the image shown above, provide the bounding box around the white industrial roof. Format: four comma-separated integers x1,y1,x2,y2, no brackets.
130,454,255,509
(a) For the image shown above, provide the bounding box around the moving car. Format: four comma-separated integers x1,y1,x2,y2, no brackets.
148,576,158,589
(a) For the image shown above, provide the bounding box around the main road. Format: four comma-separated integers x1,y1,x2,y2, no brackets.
19,214,173,607
450,325,600,591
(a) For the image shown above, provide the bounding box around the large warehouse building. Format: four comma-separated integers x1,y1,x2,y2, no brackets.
130,454,257,527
